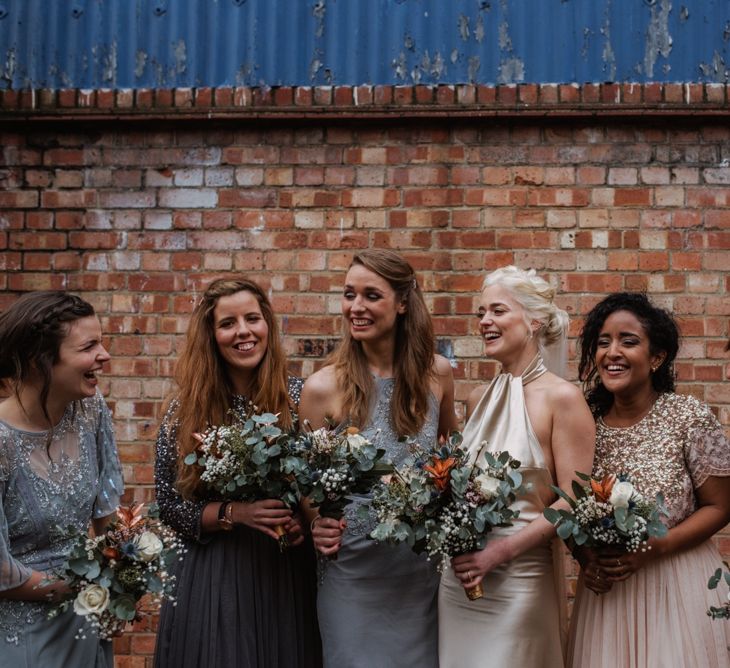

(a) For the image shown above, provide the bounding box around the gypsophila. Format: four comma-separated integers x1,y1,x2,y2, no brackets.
543,472,667,552
368,432,522,600
290,423,391,523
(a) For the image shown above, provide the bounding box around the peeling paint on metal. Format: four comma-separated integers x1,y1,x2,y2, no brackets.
173,39,187,75
601,4,617,82
474,14,485,43
458,14,470,41
1,1,730,89
135,51,147,79
468,56,480,82
313,0,326,39
643,0,672,78
393,51,407,81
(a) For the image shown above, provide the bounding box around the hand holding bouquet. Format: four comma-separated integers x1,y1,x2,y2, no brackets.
48,503,181,640
291,423,391,556
707,564,730,620
543,473,667,553
370,432,523,600
183,404,303,550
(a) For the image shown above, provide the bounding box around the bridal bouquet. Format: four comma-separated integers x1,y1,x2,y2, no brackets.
183,404,306,550
543,473,667,552
49,503,181,640
707,564,730,620
369,432,523,600
291,423,391,522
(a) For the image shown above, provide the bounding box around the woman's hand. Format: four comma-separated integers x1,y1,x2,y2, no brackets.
450,538,512,591
284,514,306,547
311,516,346,556
231,499,293,541
598,542,657,583
574,545,612,595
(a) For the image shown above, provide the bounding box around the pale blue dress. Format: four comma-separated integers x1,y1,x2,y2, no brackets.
0,390,124,668
317,377,440,668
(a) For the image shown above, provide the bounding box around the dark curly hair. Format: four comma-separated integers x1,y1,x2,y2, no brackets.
0,291,96,428
578,292,679,416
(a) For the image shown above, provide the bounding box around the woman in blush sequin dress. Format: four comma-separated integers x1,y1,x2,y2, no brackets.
300,250,457,668
568,293,730,668
0,292,123,668
154,278,321,668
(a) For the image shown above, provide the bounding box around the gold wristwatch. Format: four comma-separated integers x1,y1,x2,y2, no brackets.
217,502,233,531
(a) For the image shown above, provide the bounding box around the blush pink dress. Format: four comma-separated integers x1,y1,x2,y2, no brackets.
567,393,730,668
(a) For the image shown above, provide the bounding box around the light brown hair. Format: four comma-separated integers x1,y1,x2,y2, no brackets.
329,250,435,436
173,278,293,499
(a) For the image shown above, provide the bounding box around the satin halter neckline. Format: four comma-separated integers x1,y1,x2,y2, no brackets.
498,354,547,386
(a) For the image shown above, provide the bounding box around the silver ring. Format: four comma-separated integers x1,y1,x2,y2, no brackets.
467,570,472,581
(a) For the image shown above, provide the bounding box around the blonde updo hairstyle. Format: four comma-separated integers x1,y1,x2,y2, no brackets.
482,266,569,364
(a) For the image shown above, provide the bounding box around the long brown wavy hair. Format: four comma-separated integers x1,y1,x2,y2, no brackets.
173,278,294,499
328,250,435,436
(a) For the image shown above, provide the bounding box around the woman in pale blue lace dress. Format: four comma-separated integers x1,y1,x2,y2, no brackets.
0,292,124,668
300,250,457,668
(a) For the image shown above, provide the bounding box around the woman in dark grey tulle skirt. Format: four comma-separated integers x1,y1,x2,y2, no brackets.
154,278,321,668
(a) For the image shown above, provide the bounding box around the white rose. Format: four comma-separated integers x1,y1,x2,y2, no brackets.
73,584,110,616
134,531,164,562
345,433,369,451
609,481,635,509
474,473,501,499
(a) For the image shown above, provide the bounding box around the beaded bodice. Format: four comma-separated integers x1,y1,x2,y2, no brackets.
593,393,730,529
344,377,440,536
154,377,304,542
0,391,123,643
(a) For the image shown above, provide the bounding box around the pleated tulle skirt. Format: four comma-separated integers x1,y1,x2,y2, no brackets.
567,540,730,668
154,527,322,668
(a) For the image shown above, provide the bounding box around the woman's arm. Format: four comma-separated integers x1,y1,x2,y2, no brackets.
433,355,458,439
298,367,346,555
600,475,730,581
452,382,596,590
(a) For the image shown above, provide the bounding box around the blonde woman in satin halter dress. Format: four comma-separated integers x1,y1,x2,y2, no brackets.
438,266,596,668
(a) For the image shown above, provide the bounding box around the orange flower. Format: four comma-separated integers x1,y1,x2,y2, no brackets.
590,474,616,503
102,546,121,560
116,503,145,530
345,426,360,435
424,456,456,492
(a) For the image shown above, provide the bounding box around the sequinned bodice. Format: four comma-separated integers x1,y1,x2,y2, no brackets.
594,393,730,528
0,391,123,644
154,377,304,542
344,377,440,536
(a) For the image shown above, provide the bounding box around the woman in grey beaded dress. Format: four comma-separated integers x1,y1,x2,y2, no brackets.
154,277,321,668
300,250,457,668
0,291,124,668
568,293,730,667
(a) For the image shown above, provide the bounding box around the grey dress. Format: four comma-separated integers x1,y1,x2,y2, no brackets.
0,390,124,668
317,377,440,668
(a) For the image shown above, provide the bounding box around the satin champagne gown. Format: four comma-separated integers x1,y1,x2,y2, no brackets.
439,356,565,668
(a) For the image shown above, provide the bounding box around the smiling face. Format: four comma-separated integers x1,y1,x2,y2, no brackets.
50,316,110,403
342,263,406,343
213,290,269,385
477,285,539,368
595,310,666,399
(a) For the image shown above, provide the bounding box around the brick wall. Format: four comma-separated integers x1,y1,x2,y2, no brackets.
1,85,728,667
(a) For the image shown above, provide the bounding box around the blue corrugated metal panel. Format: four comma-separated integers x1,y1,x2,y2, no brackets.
1,0,729,90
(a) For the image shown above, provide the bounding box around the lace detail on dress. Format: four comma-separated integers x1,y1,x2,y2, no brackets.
0,391,123,644
594,393,730,528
